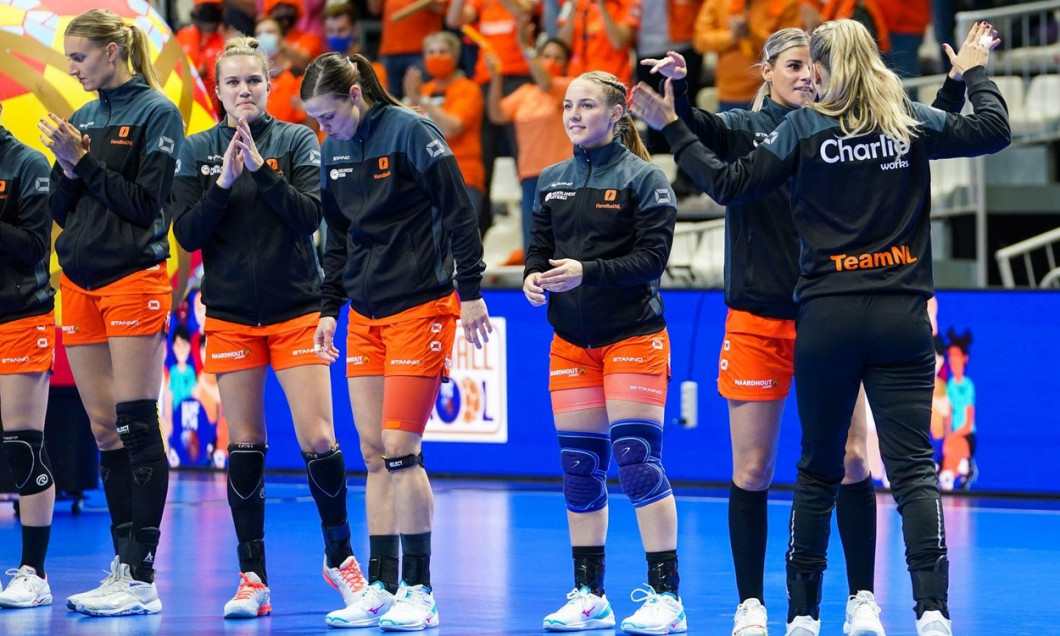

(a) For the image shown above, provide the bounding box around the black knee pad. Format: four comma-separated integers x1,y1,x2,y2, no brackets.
383,452,424,472
116,400,166,465
228,443,267,510
304,445,348,500
2,430,54,496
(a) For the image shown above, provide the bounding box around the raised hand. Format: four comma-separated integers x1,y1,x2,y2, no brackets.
629,80,678,131
944,21,1000,80
640,50,688,80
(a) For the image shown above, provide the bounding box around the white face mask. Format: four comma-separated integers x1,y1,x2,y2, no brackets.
256,32,279,57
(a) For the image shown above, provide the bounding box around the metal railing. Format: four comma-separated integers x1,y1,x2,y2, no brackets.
995,226,1060,287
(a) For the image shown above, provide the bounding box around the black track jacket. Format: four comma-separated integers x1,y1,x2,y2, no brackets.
670,76,967,319
48,76,183,289
171,115,323,326
0,127,54,322
524,138,677,349
319,103,484,320
665,67,1009,302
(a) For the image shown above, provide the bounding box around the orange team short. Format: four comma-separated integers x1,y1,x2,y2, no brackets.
345,292,460,378
549,329,670,405
203,312,327,374
0,312,56,375
717,308,796,401
60,265,172,346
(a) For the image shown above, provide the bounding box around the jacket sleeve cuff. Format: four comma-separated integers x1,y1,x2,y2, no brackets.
581,260,601,285
205,182,232,208
250,163,283,190
456,279,482,302
662,119,699,157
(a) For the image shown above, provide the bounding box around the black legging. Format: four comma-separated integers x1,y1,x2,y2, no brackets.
786,293,947,618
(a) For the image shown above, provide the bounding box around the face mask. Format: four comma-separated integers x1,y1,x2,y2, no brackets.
256,32,279,57
327,35,353,53
424,54,456,80
542,60,566,78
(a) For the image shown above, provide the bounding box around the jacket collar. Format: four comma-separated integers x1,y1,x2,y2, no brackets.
354,102,389,141
97,75,154,107
218,113,275,137
573,137,628,171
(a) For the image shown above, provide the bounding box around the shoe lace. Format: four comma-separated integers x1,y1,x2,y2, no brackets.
629,584,663,606
849,592,880,619
233,573,266,600
336,559,367,595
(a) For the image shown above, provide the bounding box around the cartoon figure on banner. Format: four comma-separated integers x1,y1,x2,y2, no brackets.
435,378,463,424
162,267,229,468
940,328,976,491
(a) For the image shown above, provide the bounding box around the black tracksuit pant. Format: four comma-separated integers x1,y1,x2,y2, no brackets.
786,293,948,617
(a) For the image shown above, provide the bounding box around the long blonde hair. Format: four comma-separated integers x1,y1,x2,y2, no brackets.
751,27,810,112
65,9,162,92
809,19,920,146
576,71,650,161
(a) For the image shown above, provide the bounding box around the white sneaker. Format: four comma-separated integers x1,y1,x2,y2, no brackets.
785,615,820,636
844,591,885,635
915,610,952,636
620,585,687,635
323,555,368,607
733,598,768,636
378,582,438,631
66,556,123,610
325,580,396,628
0,566,53,608
543,586,615,631
75,563,161,616
223,572,271,619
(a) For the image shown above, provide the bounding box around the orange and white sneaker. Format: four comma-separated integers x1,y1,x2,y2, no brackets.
223,572,272,619
323,555,368,607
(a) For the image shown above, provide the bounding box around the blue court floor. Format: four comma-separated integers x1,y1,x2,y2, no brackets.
0,472,1056,635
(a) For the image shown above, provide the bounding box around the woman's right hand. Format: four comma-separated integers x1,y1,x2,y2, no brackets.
640,50,688,80
944,21,999,80
523,273,546,306
314,316,340,363
216,131,244,189
630,80,678,131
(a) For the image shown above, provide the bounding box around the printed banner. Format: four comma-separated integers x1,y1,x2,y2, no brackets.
426,318,508,443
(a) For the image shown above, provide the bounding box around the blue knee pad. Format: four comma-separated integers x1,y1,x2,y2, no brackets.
558,432,611,513
611,419,671,508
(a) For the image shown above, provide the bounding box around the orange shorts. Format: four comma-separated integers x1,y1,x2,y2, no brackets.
718,308,795,401
204,313,327,374
345,293,460,378
549,329,670,396
0,312,56,375
60,266,172,345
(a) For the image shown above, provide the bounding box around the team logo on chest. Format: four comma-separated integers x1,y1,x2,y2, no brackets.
596,189,620,210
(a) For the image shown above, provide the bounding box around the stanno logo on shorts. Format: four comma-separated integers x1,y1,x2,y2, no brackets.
430,341,442,352
612,356,644,363
651,338,664,350
291,348,316,356
430,322,443,333
147,299,161,310
110,319,140,327
391,359,421,366
1,356,30,364
37,338,48,348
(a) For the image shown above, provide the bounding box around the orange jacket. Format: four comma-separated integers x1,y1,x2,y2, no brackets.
421,76,485,190
875,0,930,36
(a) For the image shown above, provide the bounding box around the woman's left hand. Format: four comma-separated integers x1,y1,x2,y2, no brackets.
629,79,678,131
234,118,265,171
538,258,583,292
640,50,688,80
460,298,493,349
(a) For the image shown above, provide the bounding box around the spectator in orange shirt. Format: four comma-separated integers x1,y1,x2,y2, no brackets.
876,0,931,78
557,0,640,87
177,0,228,116
447,0,535,235
255,17,309,125
263,0,326,74
369,0,448,98
693,0,803,110
487,33,571,252
405,31,487,230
